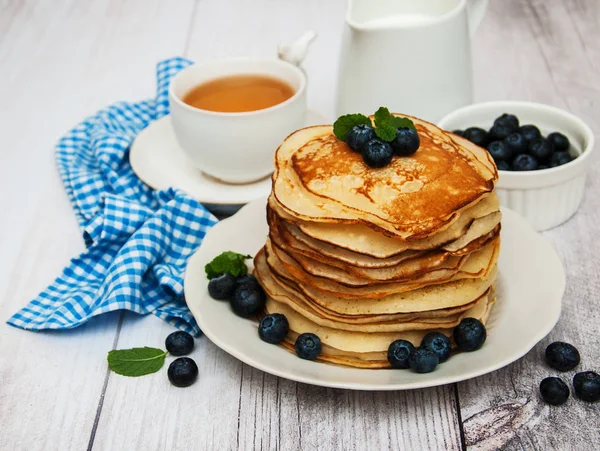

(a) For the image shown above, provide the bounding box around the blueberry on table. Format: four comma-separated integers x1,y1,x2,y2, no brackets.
454,318,487,352
294,333,322,360
463,127,489,148
208,273,237,300
529,138,554,162
573,371,600,402
540,377,570,405
545,341,580,371
547,132,570,151
496,160,510,171
230,283,266,318
495,113,519,129
392,127,420,156
168,357,198,387
512,153,539,171
519,124,542,142
409,347,439,373
453,129,465,137
258,313,289,344
387,339,415,369
489,119,517,141
420,332,452,363
549,151,573,167
347,124,376,152
505,132,528,154
165,331,194,356
362,139,394,168
487,141,513,162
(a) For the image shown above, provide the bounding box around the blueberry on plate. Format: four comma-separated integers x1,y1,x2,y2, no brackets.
168,357,199,387
362,139,394,168
487,141,513,162
529,138,554,162
496,160,510,171
421,332,452,363
258,313,289,344
489,119,517,141
454,318,487,352
540,377,570,406
519,124,542,142
463,127,489,148
547,132,570,152
294,333,322,360
512,153,539,171
387,339,415,369
409,347,439,373
346,124,376,152
495,113,519,129
573,371,600,402
236,274,260,289
505,132,528,155
453,129,465,137
230,282,266,318
545,342,580,371
208,273,237,300
549,151,573,167
538,164,549,170
392,127,420,156
165,331,194,356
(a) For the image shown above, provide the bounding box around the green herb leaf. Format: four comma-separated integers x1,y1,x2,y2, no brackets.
389,116,416,131
374,124,397,142
205,251,252,279
333,113,371,141
373,106,393,129
107,347,167,377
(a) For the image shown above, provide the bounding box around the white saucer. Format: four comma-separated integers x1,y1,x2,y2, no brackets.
130,110,329,206
184,198,565,391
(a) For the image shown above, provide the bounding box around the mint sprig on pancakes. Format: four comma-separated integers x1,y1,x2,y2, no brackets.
333,107,419,168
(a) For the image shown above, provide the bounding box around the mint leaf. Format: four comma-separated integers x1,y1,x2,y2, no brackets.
205,251,252,279
107,347,167,377
373,106,392,129
333,114,371,141
389,116,416,131
374,124,397,142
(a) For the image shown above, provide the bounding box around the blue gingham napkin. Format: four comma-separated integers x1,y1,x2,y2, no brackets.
7,57,216,337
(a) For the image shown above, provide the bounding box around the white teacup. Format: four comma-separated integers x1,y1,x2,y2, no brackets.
169,58,307,184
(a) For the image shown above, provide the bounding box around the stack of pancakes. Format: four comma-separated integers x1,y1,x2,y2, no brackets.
254,115,500,368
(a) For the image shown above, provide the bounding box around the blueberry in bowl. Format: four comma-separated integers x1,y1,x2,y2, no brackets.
505,132,528,155
519,124,542,143
529,138,554,162
489,119,517,141
463,127,489,148
547,132,570,151
487,141,513,163
550,151,572,167
512,153,539,171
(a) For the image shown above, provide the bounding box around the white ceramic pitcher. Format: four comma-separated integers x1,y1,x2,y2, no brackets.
335,0,488,122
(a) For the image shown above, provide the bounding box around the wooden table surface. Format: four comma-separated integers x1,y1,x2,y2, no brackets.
1,0,599,450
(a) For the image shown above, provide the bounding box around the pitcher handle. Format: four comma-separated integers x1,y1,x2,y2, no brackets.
468,0,489,36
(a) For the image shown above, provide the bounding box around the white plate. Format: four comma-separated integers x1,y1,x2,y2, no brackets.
130,111,329,205
184,198,565,390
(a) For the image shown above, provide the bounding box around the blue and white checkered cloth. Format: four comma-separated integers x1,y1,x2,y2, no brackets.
7,57,216,337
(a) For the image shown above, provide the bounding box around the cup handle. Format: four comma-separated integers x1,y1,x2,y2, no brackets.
467,0,489,36
277,30,317,66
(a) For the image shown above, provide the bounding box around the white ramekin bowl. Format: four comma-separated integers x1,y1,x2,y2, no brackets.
438,101,595,231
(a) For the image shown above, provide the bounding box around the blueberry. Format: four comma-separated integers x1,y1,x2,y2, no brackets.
573,371,600,402
540,377,570,406
549,151,573,167
519,124,542,142
547,132,570,151
454,318,487,352
545,342,580,372
420,332,452,363
294,333,322,360
387,339,415,369
453,129,465,137
409,347,439,373
505,132,528,155
495,113,519,129
346,124,376,152
165,331,194,356
489,119,517,141
230,283,266,318
464,127,489,148
236,274,260,289
487,141,513,162
258,313,289,344
208,273,237,300
538,165,549,170
392,128,420,156
529,138,554,162
168,357,198,387
512,154,539,171
496,160,510,171
362,139,394,168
